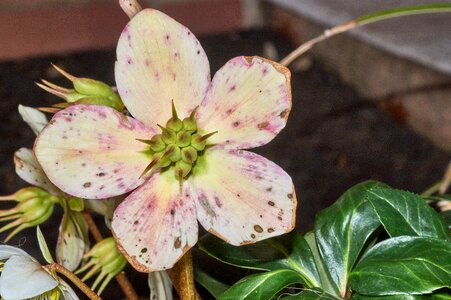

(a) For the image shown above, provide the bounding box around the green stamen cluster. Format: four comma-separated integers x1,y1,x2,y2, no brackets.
140,102,216,180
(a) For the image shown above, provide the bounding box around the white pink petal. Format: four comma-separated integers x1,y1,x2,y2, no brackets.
112,171,198,272
189,149,296,245
34,104,154,199
115,9,211,131
197,56,291,149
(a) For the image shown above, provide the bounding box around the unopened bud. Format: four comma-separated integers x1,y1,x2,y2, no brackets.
77,237,126,294
14,187,48,202
73,78,113,98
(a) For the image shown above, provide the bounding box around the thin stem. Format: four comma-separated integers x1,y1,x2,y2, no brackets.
46,263,102,300
421,181,442,197
167,251,201,300
82,210,139,300
280,4,451,66
82,210,103,242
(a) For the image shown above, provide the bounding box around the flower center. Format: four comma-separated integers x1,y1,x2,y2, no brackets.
139,102,216,180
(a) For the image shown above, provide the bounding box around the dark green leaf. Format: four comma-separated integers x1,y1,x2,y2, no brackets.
218,269,304,300
198,234,285,271
199,233,322,288
367,187,448,240
349,236,451,295
315,181,386,296
279,288,338,299
194,265,229,298
440,211,451,230
352,294,435,299
304,232,337,295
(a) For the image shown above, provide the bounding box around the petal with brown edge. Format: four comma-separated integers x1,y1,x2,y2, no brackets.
197,56,291,150
115,8,210,131
189,149,296,246
14,148,60,196
34,104,154,199
112,171,198,272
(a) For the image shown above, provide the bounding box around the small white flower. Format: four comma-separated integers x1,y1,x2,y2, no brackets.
0,245,79,300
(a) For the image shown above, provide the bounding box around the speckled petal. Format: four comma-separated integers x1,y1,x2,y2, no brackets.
112,171,198,272
115,8,210,130
197,56,291,149
34,105,155,199
189,149,296,245
14,148,60,196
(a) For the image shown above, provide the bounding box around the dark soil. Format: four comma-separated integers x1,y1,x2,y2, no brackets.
0,30,448,299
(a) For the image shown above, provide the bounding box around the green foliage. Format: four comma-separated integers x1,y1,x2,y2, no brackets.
197,182,451,299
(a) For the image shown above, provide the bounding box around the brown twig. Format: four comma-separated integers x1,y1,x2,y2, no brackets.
167,251,201,300
82,210,139,300
46,263,102,300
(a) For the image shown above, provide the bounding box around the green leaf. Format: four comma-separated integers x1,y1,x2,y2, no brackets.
441,211,451,229
36,226,54,264
279,288,338,299
349,236,451,295
304,232,337,296
218,269,304,300
367,187,448,240
352,294,433,299
199,233,322,288
194,265,229,298
198,234,284,271
315,181,386,296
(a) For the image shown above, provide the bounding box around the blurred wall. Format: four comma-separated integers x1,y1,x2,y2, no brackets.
0,0,264,61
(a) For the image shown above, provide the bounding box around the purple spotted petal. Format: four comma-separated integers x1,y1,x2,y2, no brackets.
112,172,198,272
189,149,296,245
115,9,210,131
197,56,291,150
34,105,155,199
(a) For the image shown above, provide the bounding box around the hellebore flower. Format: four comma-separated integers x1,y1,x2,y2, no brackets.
35,8,296,272
0,244,78,300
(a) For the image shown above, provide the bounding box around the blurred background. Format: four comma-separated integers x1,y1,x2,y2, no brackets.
0,0,450,298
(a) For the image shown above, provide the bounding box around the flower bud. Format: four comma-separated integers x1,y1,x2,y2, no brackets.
73,78,113,98
0,187,57,241
77,237,126,294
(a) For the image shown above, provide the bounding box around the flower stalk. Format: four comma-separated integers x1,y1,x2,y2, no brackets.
167,250,201,300
45,262,102,300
